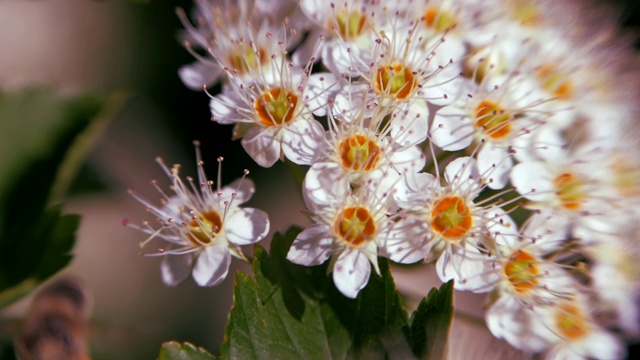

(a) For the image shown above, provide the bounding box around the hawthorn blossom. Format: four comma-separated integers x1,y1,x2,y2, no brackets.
287,180,422,298
209,49,338,167
392,156,502,290
125,142,270,287
176,0,304,89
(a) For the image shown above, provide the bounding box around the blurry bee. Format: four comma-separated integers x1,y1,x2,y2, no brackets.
14,277,91,360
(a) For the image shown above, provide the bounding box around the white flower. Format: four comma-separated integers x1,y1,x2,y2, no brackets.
125,142,270,287
287,182,419,298
393,157,498,291
303,105,426,208
510,144,626,243
296,0,385,72
176,0,303,90
484,211,583,353
430,73,557,189
209,50,338,167
536,296,625,360
587,227,640,336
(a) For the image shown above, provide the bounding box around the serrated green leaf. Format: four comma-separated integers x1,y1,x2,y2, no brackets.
158,341,215,360
0,87,115,309
407,280,454,360
221,227,414,360
0,207,80,309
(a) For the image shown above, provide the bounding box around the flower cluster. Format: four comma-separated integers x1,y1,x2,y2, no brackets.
128,0,640,358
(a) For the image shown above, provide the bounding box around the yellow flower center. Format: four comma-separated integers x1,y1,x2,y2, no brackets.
554,303,590,340
611,157,640,197
228,45,267,75
188,211,223,246
375,64,418,100
334,206,376,246
537,64,574,100
424,7,458,33
431,196,473,239
509,0,541,25
333,10,367,38
553,172,585,210
474,100,512,139
503,251,539,293
254,88,299,126
338,134,382,171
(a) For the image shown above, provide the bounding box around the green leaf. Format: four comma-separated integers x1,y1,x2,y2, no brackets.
221,227,414,359
0,207,80,309
0,87,117,309
407,280,454,360
158,341,216,360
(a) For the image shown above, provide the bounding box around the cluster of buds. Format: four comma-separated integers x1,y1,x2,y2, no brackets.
129,0,640,358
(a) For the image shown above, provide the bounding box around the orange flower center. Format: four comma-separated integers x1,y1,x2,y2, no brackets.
537,64,574,100
554,303,590,340
334,207,376,246
431,196,473,239
375,64,418,100
503,251,539,293
553,172,584,210
188,211,223,246
338,134,382,171
254,88,298,126
424,7,458,32
474,100,512,139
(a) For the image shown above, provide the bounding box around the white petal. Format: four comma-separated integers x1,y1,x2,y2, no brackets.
217,178,256,205
534,125,566,161
510,161,555,201
303,162,350,210
286,224,333,266
421,48,464,106
160,254,193,287
226,208,270,245
393,172,438,210
390,101,430,147
332,249,371,299
484,206,519,249
521,210,570,253
486,295,550,353
445,156,481,195
332,84,372,121
383,216,430,264
241,127,281,168
281,118,326,165
210,93,243,124
477,143,513,189
430,105,474,151
579,329,625,360
388,144,426,175
306,72,341,117
179,61,222,90
435,246,497,292
326,43,368,76
192,246,231,287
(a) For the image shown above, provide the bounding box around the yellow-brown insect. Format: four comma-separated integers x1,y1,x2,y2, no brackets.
15,278,91,360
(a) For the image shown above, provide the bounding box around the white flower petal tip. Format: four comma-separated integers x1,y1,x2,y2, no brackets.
332,250,372,299
286,225,333,266
161,254,193,287
192,246,232,287
226,208,270,246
